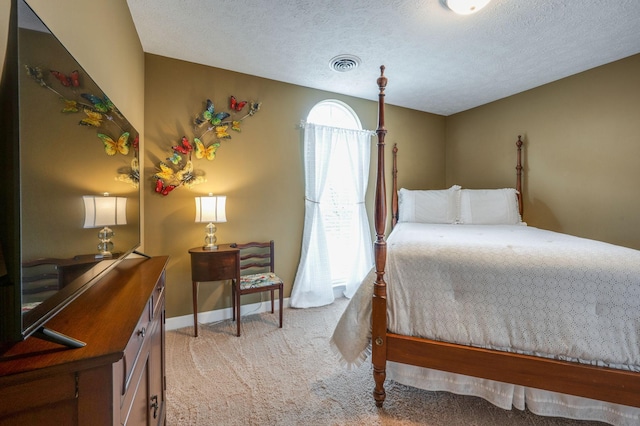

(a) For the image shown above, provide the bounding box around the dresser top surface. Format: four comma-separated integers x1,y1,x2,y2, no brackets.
0,256,168,381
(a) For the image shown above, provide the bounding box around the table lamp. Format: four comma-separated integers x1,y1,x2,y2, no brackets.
195,194,227,250
83,193,127,258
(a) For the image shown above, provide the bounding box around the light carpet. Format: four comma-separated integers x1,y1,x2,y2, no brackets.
166,298,604,425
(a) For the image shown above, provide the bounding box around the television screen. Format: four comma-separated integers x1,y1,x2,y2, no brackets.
0,0,141,348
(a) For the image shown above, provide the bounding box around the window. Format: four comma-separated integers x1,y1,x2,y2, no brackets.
307,101,362,285
306,101,362,130
290,100,373,308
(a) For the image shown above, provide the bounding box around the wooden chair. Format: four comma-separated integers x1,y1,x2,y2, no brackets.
20,256,104,304
232,241,284,336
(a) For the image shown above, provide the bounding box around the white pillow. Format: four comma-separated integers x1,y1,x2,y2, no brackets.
398,185,460,224
459,188,521,225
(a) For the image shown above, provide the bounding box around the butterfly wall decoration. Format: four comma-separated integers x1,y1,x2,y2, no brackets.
25,64,140,187
50,70,80,88
194,138,220,161
98,132,130,156
230,95,247,112
116,157,141,188
152,95,261,196
172,136,193,154
25,64,261,197
80,109,103,127
195,99,230,127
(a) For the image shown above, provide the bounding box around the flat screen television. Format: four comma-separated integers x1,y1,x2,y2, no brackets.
0,0,142,349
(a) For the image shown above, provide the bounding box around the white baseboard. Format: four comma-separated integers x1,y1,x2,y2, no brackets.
167,286,345,331
166,298,290,331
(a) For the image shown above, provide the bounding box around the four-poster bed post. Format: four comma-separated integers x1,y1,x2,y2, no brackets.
372,65,388,407
516,135,523,218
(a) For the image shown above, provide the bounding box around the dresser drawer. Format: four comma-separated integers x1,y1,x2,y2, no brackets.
121,298,152,396
0,373,76,418
151,270,166,317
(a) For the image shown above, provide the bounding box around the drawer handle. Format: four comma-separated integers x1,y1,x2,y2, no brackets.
137,327,146,338
150,395,159,419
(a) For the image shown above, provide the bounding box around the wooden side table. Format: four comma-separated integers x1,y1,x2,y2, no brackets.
189,245,240,337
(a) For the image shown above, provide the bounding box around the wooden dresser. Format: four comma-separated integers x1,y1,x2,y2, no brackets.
0,256,169,426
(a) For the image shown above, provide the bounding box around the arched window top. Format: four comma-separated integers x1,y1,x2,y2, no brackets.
307,100,362,130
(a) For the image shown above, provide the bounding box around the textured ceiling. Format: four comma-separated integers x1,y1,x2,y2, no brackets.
126,0,640,116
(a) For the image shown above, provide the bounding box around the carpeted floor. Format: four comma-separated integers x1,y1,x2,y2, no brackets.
165,298,605,425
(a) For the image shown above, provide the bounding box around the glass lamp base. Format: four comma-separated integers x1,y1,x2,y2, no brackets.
97,226,115,258
203,222,218,250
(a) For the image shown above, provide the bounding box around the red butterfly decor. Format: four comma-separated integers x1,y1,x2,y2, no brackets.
155,179,176,196
230,95,247,112
172,136,193,155
50,70,80,87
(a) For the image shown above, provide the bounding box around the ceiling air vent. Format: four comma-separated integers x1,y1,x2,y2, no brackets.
329,55,361,72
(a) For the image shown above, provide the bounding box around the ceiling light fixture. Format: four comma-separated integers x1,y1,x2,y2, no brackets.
446,0,491,15
329,55,361,72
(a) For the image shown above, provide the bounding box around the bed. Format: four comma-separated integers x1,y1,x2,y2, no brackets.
331,66,640,425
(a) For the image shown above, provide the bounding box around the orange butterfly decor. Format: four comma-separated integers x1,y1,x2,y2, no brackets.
50,70,80,87
230,95,247,112
132,135,140,152
155,179,176,196
172,136,193,155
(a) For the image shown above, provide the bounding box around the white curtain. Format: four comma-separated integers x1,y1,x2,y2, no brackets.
342,128,374,299
290,123,374,308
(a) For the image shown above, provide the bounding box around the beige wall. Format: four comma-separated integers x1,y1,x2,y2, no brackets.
446,54,640,249
144,54,445,318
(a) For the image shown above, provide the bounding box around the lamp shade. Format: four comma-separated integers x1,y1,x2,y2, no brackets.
195,195,227,223
83,194,127,228
446,0,491,14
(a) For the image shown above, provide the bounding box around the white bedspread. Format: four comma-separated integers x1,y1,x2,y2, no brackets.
331,223,640,425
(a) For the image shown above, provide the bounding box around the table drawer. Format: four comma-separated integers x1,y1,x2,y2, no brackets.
190,251,238,282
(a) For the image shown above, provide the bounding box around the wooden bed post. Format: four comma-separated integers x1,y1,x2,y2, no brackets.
516,135,523,218
372,65,388,407
391,144,399,228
